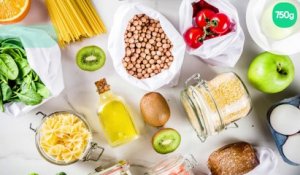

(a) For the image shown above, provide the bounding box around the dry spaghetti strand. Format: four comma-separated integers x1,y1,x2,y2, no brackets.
45,0,106,47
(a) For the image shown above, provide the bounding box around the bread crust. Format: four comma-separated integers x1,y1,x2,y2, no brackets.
208,142,259,175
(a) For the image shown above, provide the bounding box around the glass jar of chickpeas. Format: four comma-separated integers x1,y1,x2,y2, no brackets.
180,72,252,142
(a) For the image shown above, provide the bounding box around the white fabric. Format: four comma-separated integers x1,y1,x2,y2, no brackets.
246,147,278,175
246,0,300,55
179,0,245,67
108,3,186,91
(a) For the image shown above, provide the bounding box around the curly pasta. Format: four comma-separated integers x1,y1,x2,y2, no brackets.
39,113,91,163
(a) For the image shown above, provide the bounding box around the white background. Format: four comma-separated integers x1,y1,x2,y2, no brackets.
0,0,300,174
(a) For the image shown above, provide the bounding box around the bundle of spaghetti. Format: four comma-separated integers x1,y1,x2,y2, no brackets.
45,0,106,47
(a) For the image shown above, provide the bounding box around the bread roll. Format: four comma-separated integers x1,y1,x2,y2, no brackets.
208,142,259,175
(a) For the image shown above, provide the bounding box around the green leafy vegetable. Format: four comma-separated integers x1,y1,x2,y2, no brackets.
0,89,3,112
0,53,19,80
28,173,39,175
56,172,67,175
16,89,42,105
1,83,12,101
0,38,50,112
4,49,31,77
36,82,50,98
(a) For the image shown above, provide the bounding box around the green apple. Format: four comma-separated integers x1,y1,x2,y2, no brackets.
248,52,295,93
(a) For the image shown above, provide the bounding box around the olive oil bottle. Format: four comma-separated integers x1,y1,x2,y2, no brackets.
95,78,138,147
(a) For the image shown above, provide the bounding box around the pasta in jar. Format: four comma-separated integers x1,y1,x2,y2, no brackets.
38,112,91,164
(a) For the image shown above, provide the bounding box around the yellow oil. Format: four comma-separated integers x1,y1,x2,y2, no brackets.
98,98,138,147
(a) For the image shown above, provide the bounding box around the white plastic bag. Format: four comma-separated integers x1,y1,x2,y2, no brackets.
108,3,186,91
179,0,245,67
0,25,64,116
246,147,277,175
246,0,300,55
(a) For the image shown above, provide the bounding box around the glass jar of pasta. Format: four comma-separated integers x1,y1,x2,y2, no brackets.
30,111,104,165
180,72,252,142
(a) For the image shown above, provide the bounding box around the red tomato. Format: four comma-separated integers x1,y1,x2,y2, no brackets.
184,27,204,49
210,13,231,34
195,9,215,28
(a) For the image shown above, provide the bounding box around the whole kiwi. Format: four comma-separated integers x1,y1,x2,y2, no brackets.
140,92,170,127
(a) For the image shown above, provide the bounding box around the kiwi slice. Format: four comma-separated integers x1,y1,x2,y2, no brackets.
152,128,181,154
76,45,106,71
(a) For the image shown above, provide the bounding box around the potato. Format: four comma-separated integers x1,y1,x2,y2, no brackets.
140,92,170,127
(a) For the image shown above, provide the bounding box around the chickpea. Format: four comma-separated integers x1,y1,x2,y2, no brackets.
130,26,136,31
140,53,146,58
149,39,155,44
149,59,155,64
124,57,130,62
147,68,153,73
129,38,134,43
166,51,171,56
163,44,169,49
128,64,134,69
130,43,135,48
126,50,131,56
146,43,151,49
136,43,142,48
129,71,134,75
145,49,150,54
144,74,150,78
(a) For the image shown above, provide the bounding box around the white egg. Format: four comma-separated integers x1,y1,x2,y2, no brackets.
282,134,300,164
270,104,300,135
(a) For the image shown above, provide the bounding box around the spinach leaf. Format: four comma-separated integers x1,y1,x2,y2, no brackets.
0,43,26,55
0,74,7,83
32,72,40,82
0,53,19,80
0,90,3,112
1,38,23,48
36,82,50,98
1,83,12,101
16,89,42,105
3,49,30,77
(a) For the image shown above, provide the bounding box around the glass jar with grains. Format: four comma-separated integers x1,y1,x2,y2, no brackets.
180,72,252,142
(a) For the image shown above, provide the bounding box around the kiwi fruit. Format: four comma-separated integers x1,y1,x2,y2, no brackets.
76,45,106,71
140,92,170,127
152,128,181,154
